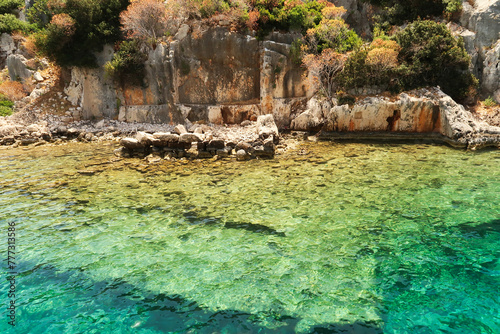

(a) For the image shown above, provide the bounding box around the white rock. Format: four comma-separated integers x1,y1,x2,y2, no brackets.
34,72,44,82
174,124,188,134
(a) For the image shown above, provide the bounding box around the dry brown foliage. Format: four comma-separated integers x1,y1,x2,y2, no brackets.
22,36,39,58
121,0,169,42
366,38,401,72
50,13,76,36
0,81,27,101
303,49,347,99
247,9,260,30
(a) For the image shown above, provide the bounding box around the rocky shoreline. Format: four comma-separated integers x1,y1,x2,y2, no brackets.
1,89,499,158
117,115,279,161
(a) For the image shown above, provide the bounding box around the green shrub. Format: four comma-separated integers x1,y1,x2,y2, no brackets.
35,0,130,67
0,13,36,33
335,47,370,90
335,20,476,101
338,93,355,106
198,0,231,18
483,97,498,107
302,6,362,55
0,94,14,117
0,0,23,14
180,59,190,75
394,20,477,101
290,39,303,65
104,40,146,85
363,0,461,26
253,0,326,38
27,0,56,28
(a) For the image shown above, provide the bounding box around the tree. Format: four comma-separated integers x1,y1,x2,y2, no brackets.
120,0,168,46
303,48,347,99
365,38,400,72
0,0,23,14
395,20,477,100
303,5,361,54
34,0,130,67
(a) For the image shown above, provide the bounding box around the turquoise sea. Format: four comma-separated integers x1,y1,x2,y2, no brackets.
0,141,499,333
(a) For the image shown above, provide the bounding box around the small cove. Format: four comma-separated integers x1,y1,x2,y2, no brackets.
1,141,499,333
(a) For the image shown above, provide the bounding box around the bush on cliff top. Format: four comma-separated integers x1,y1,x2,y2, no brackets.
362,0,462,27
0,0,23,14
0,13,37,34
334,20,477,101
34,0,130,67
0,0,36,34
394,20,477,100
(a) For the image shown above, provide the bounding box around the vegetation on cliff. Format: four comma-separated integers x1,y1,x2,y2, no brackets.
362,0,462,27
332,20,477,101
2,0,478,104
32,0,130,67
0,0,35,33
0,93,14,116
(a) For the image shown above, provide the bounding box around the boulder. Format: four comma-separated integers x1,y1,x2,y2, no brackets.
256,114,279,141
33,72,44,82
207,139,225,150
236,141,252,152
179,133,203,143
152,132,179,147
26,124,40,133
175,24,190,41
0,125,19,137
236,149,248,161
174,124,188,135
6,54,33,81
0,33,15,68
136,131,154,146
290,97,330,131
120,138,145,150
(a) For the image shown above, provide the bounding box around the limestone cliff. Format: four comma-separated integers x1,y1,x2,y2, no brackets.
456,0,500,99
64,27,314,127
291,88,500,149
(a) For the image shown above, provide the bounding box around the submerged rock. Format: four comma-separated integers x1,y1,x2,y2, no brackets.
236,149,248,161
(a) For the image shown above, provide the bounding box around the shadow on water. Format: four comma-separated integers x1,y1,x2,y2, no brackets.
182,210,286,236
454,219,500,237
374,217,500,333
8,260,384,334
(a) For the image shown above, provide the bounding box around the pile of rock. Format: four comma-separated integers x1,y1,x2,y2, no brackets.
117,115,279,161
118,128,276,161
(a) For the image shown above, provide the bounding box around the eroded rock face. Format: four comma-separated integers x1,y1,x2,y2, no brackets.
459,0,500,96
482,41,500,101
331,0,373,37
175,28,260,105
7,54,33,81
64,27,312,125
460,0,500,50
293,88,500,149
0,33,15,69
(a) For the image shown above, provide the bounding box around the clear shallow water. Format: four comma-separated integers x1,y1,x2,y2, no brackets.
0,141,499,334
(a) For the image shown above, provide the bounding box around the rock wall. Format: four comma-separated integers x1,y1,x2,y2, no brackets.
65,27,314,126
291,88,500,149
457,0,500,98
